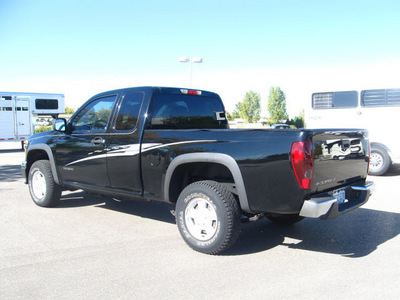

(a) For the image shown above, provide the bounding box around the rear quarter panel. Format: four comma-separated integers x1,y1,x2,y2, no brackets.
141,129,309,214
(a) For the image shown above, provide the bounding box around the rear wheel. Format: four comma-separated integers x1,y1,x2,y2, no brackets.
266,213,304,225
369,146,391,176
176,180,241,255
28,160,62,207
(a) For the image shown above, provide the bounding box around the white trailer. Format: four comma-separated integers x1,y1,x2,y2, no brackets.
0,92,65,147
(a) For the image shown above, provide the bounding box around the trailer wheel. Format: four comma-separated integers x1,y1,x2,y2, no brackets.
28,160,62,207
176,180,241,255
369,146,391,176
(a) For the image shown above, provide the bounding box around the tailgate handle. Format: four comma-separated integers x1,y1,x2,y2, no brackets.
91,137,105,146
341,139,350,151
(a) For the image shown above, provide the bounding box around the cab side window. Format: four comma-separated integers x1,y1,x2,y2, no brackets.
115,92,144,131
71,95,116,133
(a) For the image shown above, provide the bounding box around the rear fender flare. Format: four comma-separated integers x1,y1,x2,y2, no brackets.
164,153,253,213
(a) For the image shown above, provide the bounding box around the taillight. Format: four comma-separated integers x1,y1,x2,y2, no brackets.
291,141,314,190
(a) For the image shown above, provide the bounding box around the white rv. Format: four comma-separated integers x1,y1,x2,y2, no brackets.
307,88,400,175
0,92,65,147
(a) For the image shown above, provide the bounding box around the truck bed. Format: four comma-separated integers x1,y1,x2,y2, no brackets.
141,127,370,215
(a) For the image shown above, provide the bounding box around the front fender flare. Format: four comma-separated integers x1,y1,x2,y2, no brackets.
164,153,253,213
26,144,61,185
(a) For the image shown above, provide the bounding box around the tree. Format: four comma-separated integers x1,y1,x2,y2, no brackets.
288,109,305,128
299,108,305,127
65,106,75,114
267,87,288,124
233,90,261,123
231,107,240,120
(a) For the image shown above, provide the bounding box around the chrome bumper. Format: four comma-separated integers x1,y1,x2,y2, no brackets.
300,181,375,220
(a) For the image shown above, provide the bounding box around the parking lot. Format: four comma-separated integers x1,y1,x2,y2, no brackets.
1,141,399,299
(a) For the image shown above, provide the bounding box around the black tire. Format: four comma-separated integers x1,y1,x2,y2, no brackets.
369,146,391,176
176,180,241,255
266,213,304,225
28,160,62,207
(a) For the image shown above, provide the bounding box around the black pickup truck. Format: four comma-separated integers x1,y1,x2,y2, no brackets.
22,87,374,254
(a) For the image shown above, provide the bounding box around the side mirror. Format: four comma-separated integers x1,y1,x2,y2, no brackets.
53,118,67,132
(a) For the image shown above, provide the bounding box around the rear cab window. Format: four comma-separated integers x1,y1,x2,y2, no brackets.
150,92,227,129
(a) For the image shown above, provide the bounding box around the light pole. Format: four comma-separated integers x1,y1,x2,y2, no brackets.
179,56,203,87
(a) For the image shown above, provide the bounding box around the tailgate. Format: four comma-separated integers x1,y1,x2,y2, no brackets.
311,129,370,194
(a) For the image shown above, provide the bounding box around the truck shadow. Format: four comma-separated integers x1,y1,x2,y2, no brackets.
58,191,175,224
226,208,400,257
57,191,108,208
0,164,23,182
97,198,175,224
57,191,399,257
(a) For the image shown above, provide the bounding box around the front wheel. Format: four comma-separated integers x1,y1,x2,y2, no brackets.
176,180,241,255
28,160,62,207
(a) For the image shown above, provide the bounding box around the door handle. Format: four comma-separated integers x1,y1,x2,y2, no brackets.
91,137,105,146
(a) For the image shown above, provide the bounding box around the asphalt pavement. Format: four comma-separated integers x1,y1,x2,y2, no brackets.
1,141,399,299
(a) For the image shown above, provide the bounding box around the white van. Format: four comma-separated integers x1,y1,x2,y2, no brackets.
307,88,400,175
0,92,65,148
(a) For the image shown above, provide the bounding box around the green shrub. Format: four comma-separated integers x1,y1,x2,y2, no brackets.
34,126,52,134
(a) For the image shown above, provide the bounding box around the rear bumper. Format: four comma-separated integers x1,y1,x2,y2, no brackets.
299,181,375,220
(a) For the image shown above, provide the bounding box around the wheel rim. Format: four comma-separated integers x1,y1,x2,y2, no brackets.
32,170,46,200
370,152,384,171
185,197,218,241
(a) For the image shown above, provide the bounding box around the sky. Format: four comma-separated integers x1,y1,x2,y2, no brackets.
1,0,400,118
